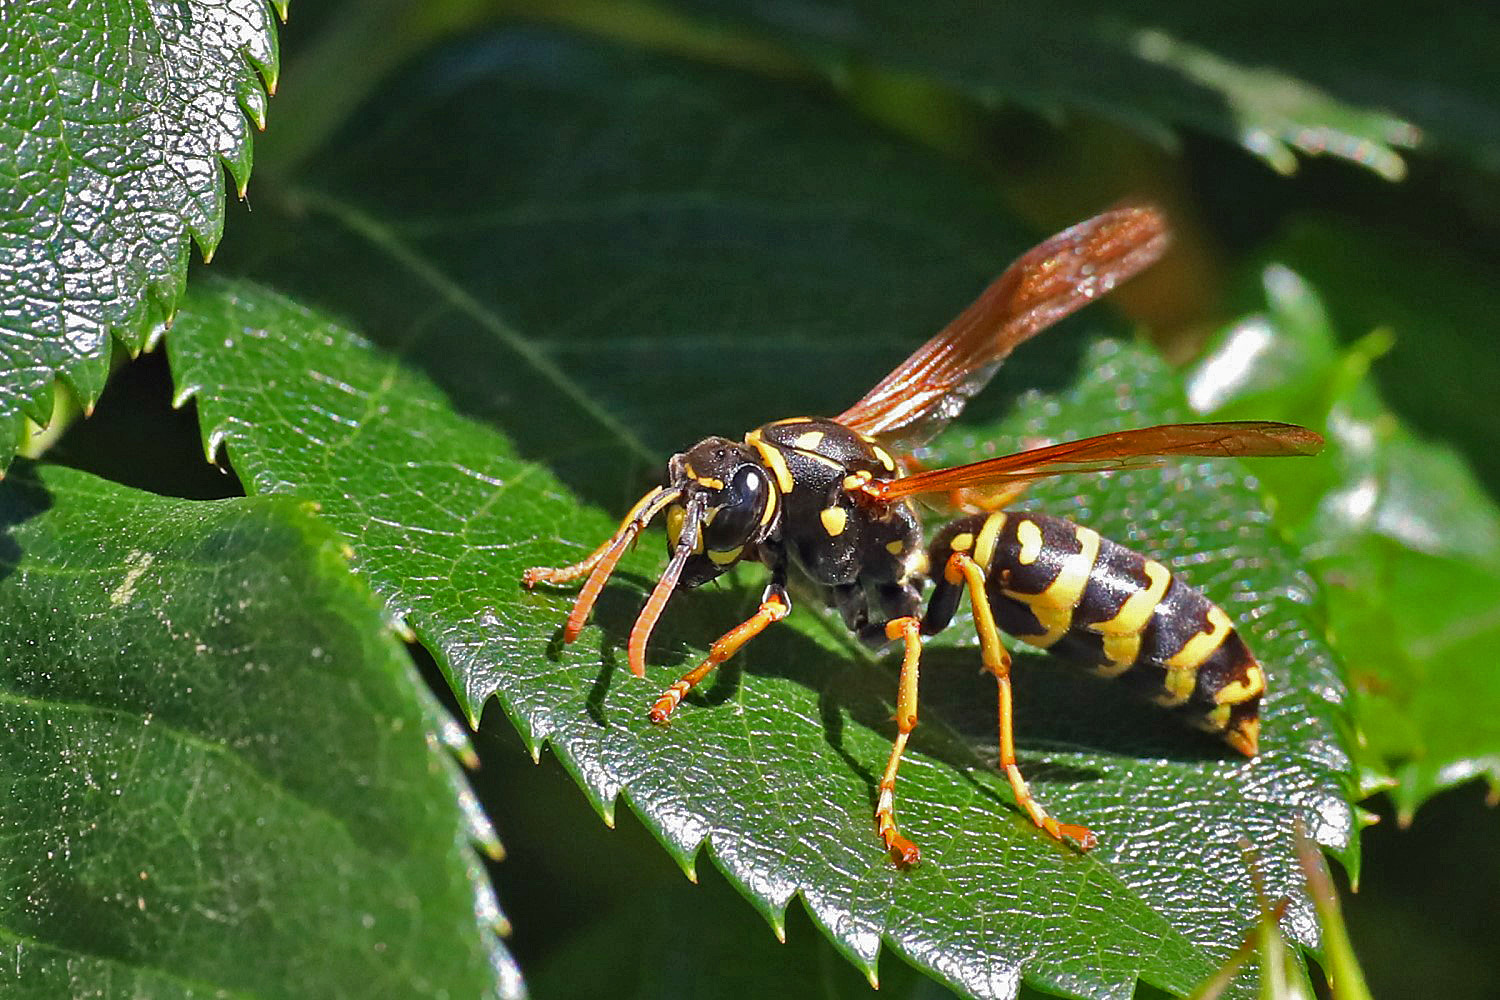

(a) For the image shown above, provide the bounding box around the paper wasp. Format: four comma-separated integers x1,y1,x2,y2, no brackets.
523,205,1322,866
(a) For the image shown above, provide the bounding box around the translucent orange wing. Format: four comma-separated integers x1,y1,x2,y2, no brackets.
863,422,1324,502
835,205,1170,448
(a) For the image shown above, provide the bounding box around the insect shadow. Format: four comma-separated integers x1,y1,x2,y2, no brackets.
560,572,1230,822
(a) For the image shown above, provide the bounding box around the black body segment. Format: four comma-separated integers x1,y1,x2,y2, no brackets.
926,512,1264,756
745,417,926,639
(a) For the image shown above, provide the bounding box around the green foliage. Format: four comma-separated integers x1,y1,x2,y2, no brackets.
1187,266,1500,815
658,0,1432,177
166,275,1351,999
2,1,1499,997
0,463,518,998
0,1,285,464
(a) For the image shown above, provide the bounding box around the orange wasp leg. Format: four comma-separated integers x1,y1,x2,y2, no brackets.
948,481,1031,515
649,590,790,723
946,551,1097,850
874,615,924,867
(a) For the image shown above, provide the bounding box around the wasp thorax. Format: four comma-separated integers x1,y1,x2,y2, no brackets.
663,437,779,586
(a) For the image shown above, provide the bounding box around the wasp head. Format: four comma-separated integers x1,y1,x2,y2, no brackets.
662,436,779,587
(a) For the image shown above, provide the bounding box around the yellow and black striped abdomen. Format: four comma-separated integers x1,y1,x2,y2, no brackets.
926,512,1264,756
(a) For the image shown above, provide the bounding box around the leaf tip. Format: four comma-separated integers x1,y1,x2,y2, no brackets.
170,382,199,410
204,426,229,466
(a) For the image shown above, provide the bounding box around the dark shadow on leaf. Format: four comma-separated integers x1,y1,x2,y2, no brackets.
575,561,1237,800
917,646,1235,764
0,461,54,585
583,644,619,729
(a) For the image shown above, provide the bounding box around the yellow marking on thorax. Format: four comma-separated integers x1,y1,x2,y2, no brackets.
842,471,872,491
1214,662,1265,705
820,506,848,536
1015,519,1043,565
1090,560,1172,638
949,532,975,553
885,539,905,555
792,430,825,451
709,545,743,565
746,429,795,494
1165,606,1233,669
800,451,844,471
769,417,813,427
871,445,897,472
974,512,1007,567
1009,525,1100,631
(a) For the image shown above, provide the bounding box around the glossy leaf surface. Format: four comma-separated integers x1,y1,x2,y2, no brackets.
0,0,283,467
169,273,1353,999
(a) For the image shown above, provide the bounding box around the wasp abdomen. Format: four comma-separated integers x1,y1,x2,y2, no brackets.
927,512,1263,756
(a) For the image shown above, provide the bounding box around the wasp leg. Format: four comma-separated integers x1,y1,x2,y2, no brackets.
875,615,924,867
946,551,1097,850
649,583,790,723
947,481,1031,515
521,531,619,588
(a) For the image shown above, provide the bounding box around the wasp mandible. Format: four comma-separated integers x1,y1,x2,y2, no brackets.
523,206,1322,866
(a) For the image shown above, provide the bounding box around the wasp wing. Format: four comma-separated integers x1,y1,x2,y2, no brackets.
835,205,1170,448
864,422,1323,502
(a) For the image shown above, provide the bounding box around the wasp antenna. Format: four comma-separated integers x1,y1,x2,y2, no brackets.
627,495,705,678
563,486,680,642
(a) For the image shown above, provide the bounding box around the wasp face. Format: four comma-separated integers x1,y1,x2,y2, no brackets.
663,437,779,587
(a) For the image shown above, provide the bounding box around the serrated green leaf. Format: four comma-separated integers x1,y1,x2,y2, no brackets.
0,462,520,999
1186,265,1500,816
0,0,285,471
169,29,1355,999
650,0,1423,176
164,279,1354,1000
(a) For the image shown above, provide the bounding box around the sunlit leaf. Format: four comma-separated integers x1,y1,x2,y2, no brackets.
0,0,284,469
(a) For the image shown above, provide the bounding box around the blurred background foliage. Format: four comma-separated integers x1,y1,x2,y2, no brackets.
6,0,1500,997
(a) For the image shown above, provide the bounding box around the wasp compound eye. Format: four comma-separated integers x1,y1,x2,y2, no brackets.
703,464,769,552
